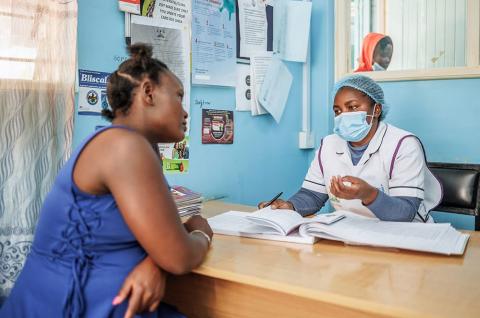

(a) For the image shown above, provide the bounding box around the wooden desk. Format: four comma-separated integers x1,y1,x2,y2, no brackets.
164,201,480,318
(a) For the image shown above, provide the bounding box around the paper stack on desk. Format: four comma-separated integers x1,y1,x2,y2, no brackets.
299,212,470,255
171,186,203,217
208,207,470,255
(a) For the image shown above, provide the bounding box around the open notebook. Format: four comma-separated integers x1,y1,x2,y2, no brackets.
208,207,470,255
208,208,344,244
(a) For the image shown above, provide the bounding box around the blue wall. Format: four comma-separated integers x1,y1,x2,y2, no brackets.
310,1,335,144
381,79,480,229
74,1,128,147
76,1,479,229
382,79,480,164
76,0,311,206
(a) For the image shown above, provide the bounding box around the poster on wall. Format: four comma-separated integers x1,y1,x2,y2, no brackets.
78,69,111,116
191,0,236,86
250,52,272,116
131,14,192,174
131,18,191,132
273,0,312,62
201,109,234,144
158,136,190,174
129,0,191,29
140,0,156,16
236,0,274,62
152,0,191,29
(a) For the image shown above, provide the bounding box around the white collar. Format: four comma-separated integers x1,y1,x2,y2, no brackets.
332,122,388,165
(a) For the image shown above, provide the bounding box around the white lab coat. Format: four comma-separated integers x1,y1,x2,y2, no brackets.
301,122,442,222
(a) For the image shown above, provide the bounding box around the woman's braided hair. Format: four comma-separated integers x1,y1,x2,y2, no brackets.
102,43,169,121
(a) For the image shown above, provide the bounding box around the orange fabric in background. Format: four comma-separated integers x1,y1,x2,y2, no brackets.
354,33,386,72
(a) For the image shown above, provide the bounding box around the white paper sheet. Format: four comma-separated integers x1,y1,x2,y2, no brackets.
272,0,287,54
238,0,268,58
300,211,470,255
250,52,272,116
274,1,312,62
131,18,191,132
258,57,292,123
191,0,236,86
152,0,192,29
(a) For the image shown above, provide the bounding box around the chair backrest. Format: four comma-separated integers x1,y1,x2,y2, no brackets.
428,162,480,230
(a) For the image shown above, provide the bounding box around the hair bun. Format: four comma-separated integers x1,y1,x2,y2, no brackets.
128,43,153,61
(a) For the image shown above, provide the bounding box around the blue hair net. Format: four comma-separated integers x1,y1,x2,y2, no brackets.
332,74,388,120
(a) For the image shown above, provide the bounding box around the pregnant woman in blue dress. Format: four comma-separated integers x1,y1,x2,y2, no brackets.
0,43,213,317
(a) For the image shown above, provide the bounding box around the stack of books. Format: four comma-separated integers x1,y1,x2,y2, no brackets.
171,186,203,217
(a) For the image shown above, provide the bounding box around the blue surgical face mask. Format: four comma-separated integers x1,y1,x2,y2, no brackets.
333,109,375,142
373,62,386,71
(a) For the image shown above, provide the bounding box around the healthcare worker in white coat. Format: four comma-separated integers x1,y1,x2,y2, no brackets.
259,74,442,222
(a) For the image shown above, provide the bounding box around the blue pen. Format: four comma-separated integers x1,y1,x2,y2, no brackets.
264,192,283,207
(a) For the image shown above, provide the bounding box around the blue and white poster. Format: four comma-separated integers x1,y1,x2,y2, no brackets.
78,69,111,115
191,0,236,87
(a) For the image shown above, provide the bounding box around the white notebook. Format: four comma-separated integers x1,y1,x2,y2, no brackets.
300,213,470,255
209,208,470,255
208,207,345,245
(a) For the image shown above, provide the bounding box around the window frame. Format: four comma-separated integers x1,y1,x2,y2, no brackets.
335,0,480,82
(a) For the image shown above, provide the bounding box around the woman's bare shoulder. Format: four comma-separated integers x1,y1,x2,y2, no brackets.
88,128,158,172
98,128,152,152
73,128,158,195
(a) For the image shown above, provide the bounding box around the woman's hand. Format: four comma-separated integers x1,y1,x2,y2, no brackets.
113,256,166,318
257,199,295,210
183,215,213,239
330,175,378,205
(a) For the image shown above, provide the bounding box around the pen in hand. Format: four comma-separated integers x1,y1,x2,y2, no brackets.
264,192,283,208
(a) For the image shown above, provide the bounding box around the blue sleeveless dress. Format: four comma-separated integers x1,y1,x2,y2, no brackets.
0,126,184,318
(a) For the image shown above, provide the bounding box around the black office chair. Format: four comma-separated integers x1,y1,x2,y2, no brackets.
428,162,480,230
